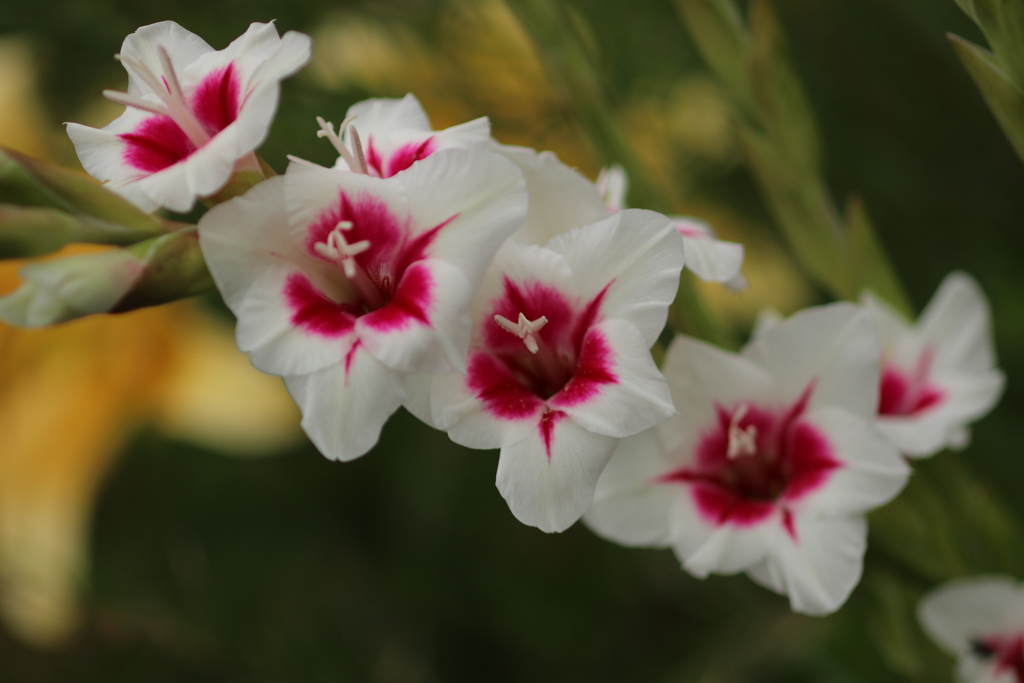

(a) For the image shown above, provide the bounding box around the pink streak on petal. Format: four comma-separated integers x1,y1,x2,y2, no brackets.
549,328,617,408
192,63,240,135
539,409,567,462
385,137,437,177
782,508,798,541
365,137,385,177
120,116,196,172
467,352,545,420
658,383,839,530
344,340,361,385
284,272,359,338
571,282,612,353
359,261,433,331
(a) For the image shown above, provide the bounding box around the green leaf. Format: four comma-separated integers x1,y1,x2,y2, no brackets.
0,205,169,259
949,34,1024,164
674,0,750,101
0,148,162,234
992,0,1024,87
747,0,822,179
735,125,848,298
954,0,978,22
845,196,914,317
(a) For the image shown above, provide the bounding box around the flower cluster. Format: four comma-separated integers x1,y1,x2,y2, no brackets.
2,20,1005,621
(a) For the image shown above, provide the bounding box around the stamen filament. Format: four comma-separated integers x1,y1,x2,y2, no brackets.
114,50,211,148
316,115,368,174
103,90,168,117
727,403,758,459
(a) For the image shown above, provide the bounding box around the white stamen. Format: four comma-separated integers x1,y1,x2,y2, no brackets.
102,90,168,117
316,115,367,174
315,221,370,278
286,154,326,169
494,312,549,354
727,403,758,459
111,48,211,148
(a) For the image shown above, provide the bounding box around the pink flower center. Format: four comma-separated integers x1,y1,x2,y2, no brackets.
878,348,944,417
116,50,241,173
284,191,455,339
973,633,1024,682
464,278,617,428
659,386,839,536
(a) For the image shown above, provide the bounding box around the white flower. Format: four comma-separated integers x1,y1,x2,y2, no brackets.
409,209,685,533
198,148,527,461
863,272,1005,457
308,94,491,178
584,303,910,615
67,21,311,213
597,165,746,288
919,576,1024,683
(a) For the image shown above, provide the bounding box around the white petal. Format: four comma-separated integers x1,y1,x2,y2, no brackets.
403,372,437,428
918,576,1024,655
399,147,528,287
355,258,473,374
429,369,541,450
547,209,685,346
120,21,214,96
681,234,745,283
658,335,775,455
860,289,913,349
584,429,679,547
743,303,881,418
284,347,406,461
919,271,998,374
746,514,867,615
496,143,609,246
680,521,775,578
798,407,908,515
346,93,433,136
596,164,628,212
496,414,617,533
553,319,675,438
751,307,783,341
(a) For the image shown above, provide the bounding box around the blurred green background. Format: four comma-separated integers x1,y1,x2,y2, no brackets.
1,0,1022,681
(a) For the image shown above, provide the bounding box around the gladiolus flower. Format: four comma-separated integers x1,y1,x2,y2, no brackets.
863,272,1004,457
67,21,311,213
919,576,1024,683
411,209,685,533
585,304,910,615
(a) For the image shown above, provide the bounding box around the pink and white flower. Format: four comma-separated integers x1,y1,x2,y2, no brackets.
198,147,527,461
596,165,746,288
584,304,910,615
863,272,1005,458
309,94,491,178
919,576,1024,683
67,21,311,213
410,209,685,533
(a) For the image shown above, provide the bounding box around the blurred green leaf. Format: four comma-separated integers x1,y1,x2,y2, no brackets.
949,34,1024,163
748,0,822,179
845,197,914,317
735,125,847,297
674,0,750,103
861,568,927,679
0,205,167,259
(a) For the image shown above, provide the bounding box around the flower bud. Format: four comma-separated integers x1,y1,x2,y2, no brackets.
0,228,212,327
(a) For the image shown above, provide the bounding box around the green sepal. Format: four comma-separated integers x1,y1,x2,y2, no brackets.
113,228,214,312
